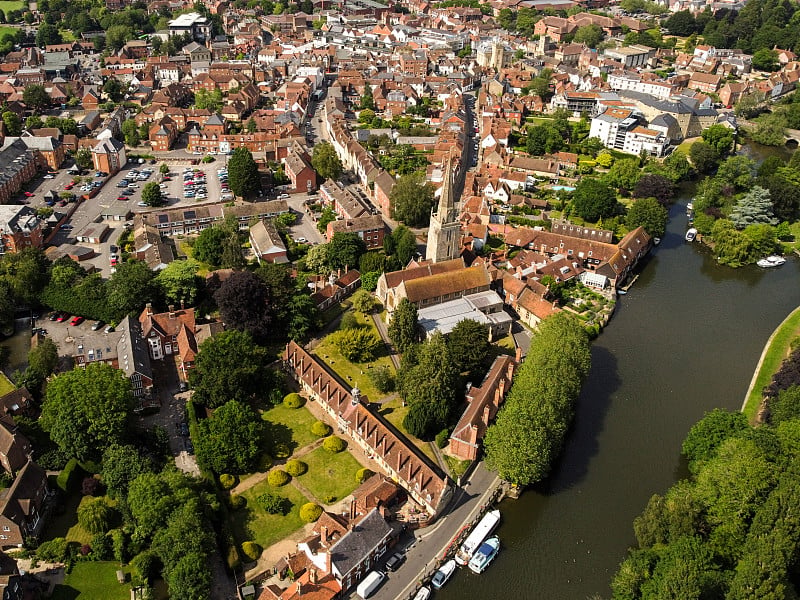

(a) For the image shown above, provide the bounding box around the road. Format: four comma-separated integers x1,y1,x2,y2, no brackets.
351,463,502,600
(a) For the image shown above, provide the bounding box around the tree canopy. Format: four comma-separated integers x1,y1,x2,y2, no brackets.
195,400,264,474
311,142,343,181
214,270,275,344
388,298,419,353
227,147,260,198
390,172,436,227
570,178,617,223
626,197,668,238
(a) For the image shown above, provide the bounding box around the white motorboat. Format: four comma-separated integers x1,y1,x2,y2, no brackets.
757,255,786,268
431,559,457,590
455,510,501,566
468,536,500,574
412,586,431,600
685,228,697,242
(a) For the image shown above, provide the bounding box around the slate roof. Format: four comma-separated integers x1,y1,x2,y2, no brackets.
329,508,392,577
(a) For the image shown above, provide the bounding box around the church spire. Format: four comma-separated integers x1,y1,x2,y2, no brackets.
425,154,461,263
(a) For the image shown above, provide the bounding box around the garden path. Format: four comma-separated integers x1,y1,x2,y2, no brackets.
231,437,325,496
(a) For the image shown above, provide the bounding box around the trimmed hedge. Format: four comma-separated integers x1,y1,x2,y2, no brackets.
57,458,83,493
300,503,323,523
285,459,308,477
219,474,236,489
323,436,346,453
311,420,332,437
435,428,450,449
229,494,246,510
267,469,291,487
356,468,373,484
283,393,305,409
241,541,262,561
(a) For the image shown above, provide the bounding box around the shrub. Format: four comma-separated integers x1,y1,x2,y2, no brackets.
131,551,158,582
229,494,246,510
219,474,236,489
37,537,69,562
368,365,395,394
356,468,373,484
257,491,288,514
272,443,291,459
311,420,332,437
323,436,346,453
324,494,337,503
267,469,291,486
435,428,450,449
57,458,83,492
283,393,305,409
257,453,273,471
340,312,360,330
299,503,323,523
241,541,262,561
285,459,307,477
77,497,113,535
330,328,381,363
81,476,102,496
91,532,112,560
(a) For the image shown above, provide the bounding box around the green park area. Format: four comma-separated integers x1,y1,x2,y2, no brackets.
231,479,310,549
298,445,362,503
51,562,134,600
0,372,14,396
261,402,319,456
0,1,23,13
742,306,800,421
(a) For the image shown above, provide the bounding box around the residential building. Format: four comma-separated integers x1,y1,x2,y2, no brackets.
0,140,42,205
603,45,656,68
310,269,361,311
90,137,127,175
284,150,317,194
0,421,31,476
325,215,385,250
116,316,155,399
0,461,50,549
589,107,669,157
168,12,212,42
5,135,64,171
250,220,288,264
138,200,289,236
0,206,43,256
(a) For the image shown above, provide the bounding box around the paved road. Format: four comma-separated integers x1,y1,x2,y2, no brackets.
348,463,501,600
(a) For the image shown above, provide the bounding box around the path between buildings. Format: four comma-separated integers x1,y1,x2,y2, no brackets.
371,312,401,370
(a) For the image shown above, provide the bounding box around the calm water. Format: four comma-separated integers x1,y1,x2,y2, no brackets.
440,184,800,599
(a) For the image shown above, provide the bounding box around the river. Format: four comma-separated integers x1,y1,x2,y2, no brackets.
439,175,800,599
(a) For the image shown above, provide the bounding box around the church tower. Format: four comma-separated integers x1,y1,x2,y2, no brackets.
425,155,461,263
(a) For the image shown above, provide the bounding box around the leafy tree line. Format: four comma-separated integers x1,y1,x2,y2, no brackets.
611,397,800,600
483,313,591,486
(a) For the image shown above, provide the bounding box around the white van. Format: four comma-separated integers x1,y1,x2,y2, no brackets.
356,571,385,599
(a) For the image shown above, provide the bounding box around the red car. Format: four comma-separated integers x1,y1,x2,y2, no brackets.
23,191,34,197
116,196,128,201
56,313,70,322
64,183,74,190
70,316,84,326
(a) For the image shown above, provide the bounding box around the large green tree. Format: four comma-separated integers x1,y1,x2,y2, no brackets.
189,330,273,408
106,260,156,319
701,124,735,156
626,197,668,238
387,298,418,353
311,142,343,181
213,270,275,344
101,443,153,499
327,232,367,271
227,147,260,198
22,85,50,113
17,337,58,395
729,186,777,229
1,111,21,136
155,260,200,306
141,182,164,207
570,177,617,223
389,172,436,227
195,400,264,474
447,319,491,381
192,226,228,267
40,363,133,462
605,158,642,192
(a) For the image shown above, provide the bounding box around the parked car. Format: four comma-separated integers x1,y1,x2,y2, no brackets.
91,320,105,331
137,201,148,207
384,553,405,572
116,196,128,201
60,224,73,230
110,245,118,253
49,312,60,321
43,174,54,179
70,316,84,326
180,422,189,437
104,325,115,333
23,191,34,197
64,183,74,190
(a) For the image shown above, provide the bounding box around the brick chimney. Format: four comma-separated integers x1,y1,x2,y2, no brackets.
309,568,317,585
168,305,175,318
145,302,153,317
321,525,328,545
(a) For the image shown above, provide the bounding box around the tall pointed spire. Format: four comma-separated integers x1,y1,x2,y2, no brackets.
425,154,461,263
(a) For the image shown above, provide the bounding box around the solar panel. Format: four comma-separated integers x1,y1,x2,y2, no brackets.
158,214,168,223
184,210,196,220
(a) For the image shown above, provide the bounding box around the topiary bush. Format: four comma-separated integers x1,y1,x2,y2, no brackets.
311,420,332,438
272,443,291,459
241,541,262,561
355,468,373,484
283,393,305,409
257,491,288,515
229,494,246,510
299,503,323,523
323,436,346,453
37,537,69,562
285,459,307,477
435,428,450,449
257,453,273,471
57,458,83,493
219,474,236,489
267,469,291,487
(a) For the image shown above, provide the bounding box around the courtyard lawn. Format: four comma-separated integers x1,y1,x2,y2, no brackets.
40,490,82,543
230,479,309,548
298,446,364,504
0,1,24,11
178,240,211,276
261,403,319,455
742,305,800,421
51,562,133,600
377,398,437,464
313,310,396,402
0,373,14,397
0,26,15,40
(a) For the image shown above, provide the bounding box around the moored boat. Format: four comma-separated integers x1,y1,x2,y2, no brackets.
757,255,786,268
455,509,501,566
653,237,661,245
412,586,431,600
431,560,457,590
468,536,500,574
685,228,697,242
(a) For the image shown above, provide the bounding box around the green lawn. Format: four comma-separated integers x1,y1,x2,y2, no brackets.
444,454,471,480
230,479,309,548
313,310,396,402
0,373,14,397
41,490,82,543
0,1,23,12
178,241,211,276
0,26,15,40
299,447,363,503
261,403,319,455
51,562,133,600
742,305,800,421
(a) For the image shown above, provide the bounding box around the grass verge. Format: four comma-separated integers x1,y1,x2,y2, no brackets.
443,454,471,480
0,373,14,396
742,305,800,421
299,446,363,503
230,479,308,548
261,403,319,455
50,562,133,600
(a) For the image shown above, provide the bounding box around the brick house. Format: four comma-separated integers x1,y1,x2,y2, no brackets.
0,140,42,205
0,461,50,549
0,206,43,256
148,116,179,151
325,215,385,250
310,269,361,311
139,304,196,362
11,135,65,171
688,71,722,93
0,421,31,476
284,150,317,194
90,137,127,175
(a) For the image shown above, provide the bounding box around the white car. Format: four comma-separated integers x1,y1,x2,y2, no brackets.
159,183,168,189
43,174,55,179
137,201,148,207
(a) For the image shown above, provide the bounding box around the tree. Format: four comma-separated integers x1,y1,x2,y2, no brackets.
391,225,417,265
287,293,321,342
605,158,642,192
106,260,155,319
155,260,200,306
214,271,275,343
664,10,697,36
751,113,787,147
18,337,58,394
192,226,228,266
22,85,50,113
189,330,274,408
25,115,43,130
735,91,767,119
166,553,211,600
193,89,223,111
388,298,418,353
351,289,377,314
447,319,491,381
140,182,164,207
311,142,343,181
327,232,366,271
159,163,170,175
570,178,617,222
390,172,436,227
220,232,246,269
689,140,719,174
573,23,603,47
752,48,779,72
35,21,61,46
121,119,140,146
634,173,673,205
626,197,668,238
681,408,748,473
77,497,113,534
40,363,132,462
101,443,152,499
227,147,260,198
701,124,735,156
75,147,93,169
1,111,20,136
330,328,382,363
729,186,777,229
195,400,264,474
360,84,375,110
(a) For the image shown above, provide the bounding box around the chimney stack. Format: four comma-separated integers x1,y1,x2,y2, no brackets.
168,305,175,318
321,526,328,545
309,568,317,585
146,302,153,317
